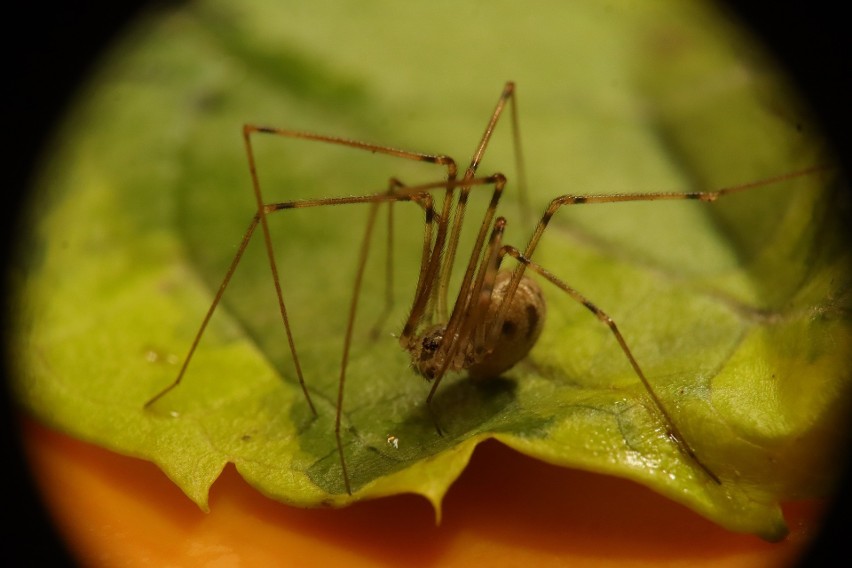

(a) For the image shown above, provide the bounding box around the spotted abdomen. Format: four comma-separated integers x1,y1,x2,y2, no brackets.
467,270,546,379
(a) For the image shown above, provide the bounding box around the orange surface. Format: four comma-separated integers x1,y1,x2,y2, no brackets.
22,415,821,567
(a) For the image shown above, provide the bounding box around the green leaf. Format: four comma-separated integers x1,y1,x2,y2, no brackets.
11,0,851,541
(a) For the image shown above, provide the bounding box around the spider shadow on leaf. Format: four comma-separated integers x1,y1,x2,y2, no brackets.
303,374,524,494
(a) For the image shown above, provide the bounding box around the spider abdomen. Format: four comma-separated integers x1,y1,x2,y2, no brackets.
467,270,546,379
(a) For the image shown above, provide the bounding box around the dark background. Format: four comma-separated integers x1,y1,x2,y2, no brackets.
4,1,849,565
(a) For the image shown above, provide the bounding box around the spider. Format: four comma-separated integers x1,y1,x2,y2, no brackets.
146,81,825,494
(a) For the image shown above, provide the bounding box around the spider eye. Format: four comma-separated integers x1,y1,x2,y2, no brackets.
414,327,446,379
419,327,444,357
419,334,441,363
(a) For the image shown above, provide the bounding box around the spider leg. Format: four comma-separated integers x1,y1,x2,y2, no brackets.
499,245,722,485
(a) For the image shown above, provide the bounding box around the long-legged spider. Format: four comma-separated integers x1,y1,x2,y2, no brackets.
146,81,825,494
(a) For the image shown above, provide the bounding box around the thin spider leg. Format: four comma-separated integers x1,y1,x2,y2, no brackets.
400,186,455,344
382,189,446,329
509,84,531,225
366,178,405,339
144,214,262,409
374,182,446,334
408,192,440,328
499,246,722,485
243,127,317,415
494,164,832,338
257,177,501,211
437,81,519,320
335,200,384,495
244,124,458,177
365,180,441,335
383,183,395,326
367,178,445,337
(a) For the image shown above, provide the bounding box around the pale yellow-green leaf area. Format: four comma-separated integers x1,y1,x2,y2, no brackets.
11,0,851,541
